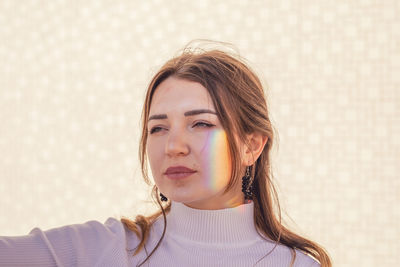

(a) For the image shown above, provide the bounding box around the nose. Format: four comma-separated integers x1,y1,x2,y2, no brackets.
165,127,190,157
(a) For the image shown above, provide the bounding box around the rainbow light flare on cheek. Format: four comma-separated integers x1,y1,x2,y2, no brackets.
202,129,232,192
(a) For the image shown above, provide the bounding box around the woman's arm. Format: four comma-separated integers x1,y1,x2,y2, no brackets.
0,218,128,267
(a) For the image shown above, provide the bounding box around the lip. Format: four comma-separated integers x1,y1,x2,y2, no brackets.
164,166,197,180
165,172,196,180
164,166,196,174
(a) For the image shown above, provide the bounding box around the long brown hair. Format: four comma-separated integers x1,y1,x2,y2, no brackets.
121,45,331,267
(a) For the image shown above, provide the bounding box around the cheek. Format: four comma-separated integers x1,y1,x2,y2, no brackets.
200,129,232,191
147,139,163,176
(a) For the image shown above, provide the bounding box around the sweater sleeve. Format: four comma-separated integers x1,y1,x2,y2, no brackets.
0,217,128,267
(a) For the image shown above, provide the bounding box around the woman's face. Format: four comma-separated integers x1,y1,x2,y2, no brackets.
146,77,244,210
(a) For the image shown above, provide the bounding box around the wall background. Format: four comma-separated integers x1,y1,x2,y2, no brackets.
0,0,399,266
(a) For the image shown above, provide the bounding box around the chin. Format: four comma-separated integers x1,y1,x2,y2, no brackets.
168,194,197,204
166,191,200,205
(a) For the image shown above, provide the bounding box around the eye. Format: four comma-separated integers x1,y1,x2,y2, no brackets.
193,122,215,128
149,126,164,134
149,122,214,134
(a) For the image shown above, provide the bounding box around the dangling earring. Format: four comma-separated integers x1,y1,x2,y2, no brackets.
241,166,253,200
160,192,168,202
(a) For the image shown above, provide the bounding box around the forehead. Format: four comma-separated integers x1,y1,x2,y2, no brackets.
150,77,215,113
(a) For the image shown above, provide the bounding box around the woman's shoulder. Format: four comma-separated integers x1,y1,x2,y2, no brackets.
37,217,131,263
292,249,320,267
263,241,320,267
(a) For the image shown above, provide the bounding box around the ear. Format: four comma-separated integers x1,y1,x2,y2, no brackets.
242,132,268,166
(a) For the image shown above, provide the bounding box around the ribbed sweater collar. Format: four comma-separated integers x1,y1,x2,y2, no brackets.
166,201,262,244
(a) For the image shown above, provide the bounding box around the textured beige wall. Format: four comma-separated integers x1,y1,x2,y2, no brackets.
0,1,399,266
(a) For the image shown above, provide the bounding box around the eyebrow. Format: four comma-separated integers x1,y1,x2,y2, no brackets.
148,109,217,121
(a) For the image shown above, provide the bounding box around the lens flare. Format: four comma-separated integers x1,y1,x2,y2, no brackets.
202,129,232,192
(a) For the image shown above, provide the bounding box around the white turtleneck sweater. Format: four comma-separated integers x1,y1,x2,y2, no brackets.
0,201,320,267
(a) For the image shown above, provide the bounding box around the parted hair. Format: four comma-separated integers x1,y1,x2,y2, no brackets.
121,44,331,267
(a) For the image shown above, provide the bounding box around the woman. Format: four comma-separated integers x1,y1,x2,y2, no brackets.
0,46,331,267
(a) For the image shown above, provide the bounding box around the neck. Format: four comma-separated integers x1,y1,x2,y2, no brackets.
183,197,245,210
166,200,262,243
182,187,245,210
